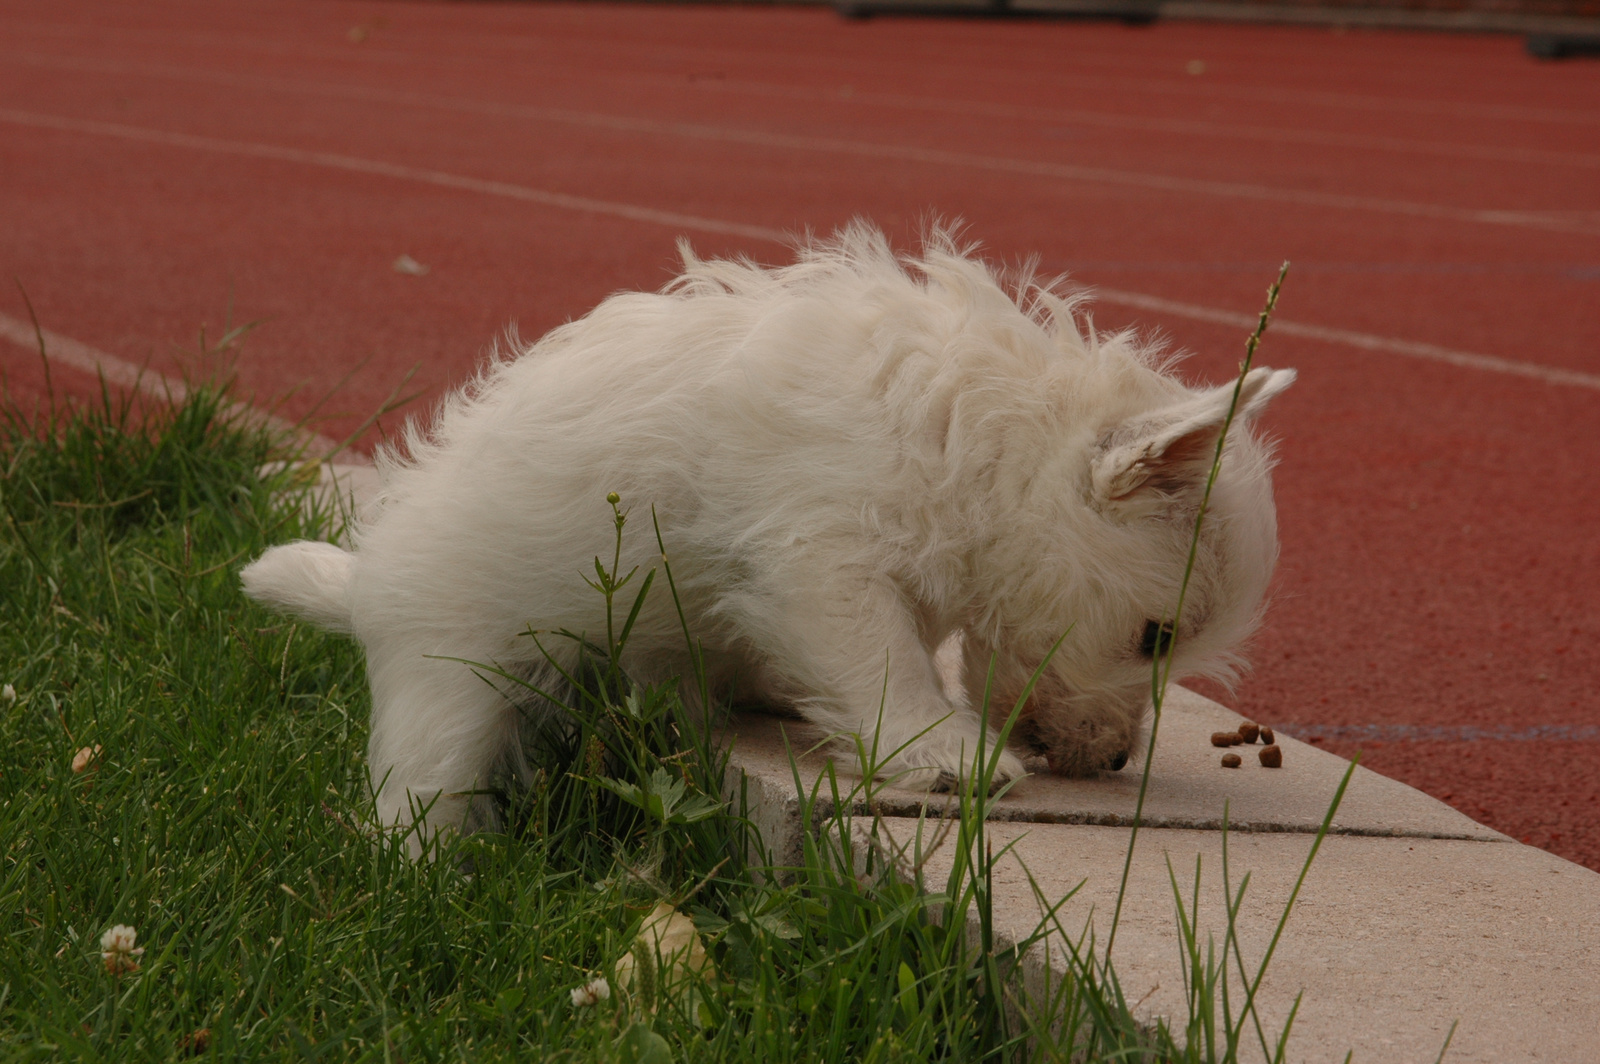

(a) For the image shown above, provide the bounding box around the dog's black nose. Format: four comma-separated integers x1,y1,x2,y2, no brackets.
1108,751,1129,771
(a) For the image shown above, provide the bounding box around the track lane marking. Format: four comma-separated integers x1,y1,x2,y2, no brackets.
0,312,349,457
1093,289,1600,391
3,57,1596,237
5,108,1597,394
13,15,1600,128
1283,723,1600,742
685,75,1600,173
0,312,195,402
13,50,1600,173
0,109,780,244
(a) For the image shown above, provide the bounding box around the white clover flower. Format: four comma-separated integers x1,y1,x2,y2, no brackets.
100,924,144,974
570,976,611,1008
2,683,15,705
72,745,102,774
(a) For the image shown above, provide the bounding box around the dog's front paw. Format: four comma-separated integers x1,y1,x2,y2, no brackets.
992,747,1027,786
926,772,1021,798
905,748,1027,796
886,764,959,792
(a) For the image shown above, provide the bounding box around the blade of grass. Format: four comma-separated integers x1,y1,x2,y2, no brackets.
1106,262,1290,963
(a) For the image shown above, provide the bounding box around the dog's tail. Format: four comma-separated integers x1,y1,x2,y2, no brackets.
240,541,356,634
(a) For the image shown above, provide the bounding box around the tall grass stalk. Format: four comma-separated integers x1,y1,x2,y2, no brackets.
1106,263,1291,962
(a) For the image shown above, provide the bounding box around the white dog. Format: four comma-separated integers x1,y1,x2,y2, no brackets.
242,225,1293,849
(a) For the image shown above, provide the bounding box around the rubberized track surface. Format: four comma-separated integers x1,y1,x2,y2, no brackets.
4,1,1597,868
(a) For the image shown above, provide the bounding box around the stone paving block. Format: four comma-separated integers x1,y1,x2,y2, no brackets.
723,684,1504,869
864,818,1600,1063
723,684,1599,1061
264,460,380,539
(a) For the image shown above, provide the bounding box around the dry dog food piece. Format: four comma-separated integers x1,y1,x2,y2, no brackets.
1258,744,1283,768
1210,731,1243,747
1260,726,1275,745
1221,752,1242,768
1238,721,1260,744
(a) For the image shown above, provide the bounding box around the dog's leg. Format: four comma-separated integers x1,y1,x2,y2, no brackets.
740,564,1025,790
362,639,520,858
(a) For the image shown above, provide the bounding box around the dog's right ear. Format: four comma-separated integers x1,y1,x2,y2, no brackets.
1089,367,1294,519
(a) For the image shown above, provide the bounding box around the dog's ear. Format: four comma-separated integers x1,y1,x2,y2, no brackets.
1090,367,1294,518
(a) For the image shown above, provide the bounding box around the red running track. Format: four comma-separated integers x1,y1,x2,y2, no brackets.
3,0,1597,866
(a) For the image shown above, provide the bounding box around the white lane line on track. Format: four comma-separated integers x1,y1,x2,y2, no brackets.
0,109,781,244
687,76,1600,173
14,51,1600,173
5,108,1596,394
0,311,352,457
6,52,1598,239
13,16,1600,129
1093,289,1600,391
1282,723,1600,742
0,311,193,401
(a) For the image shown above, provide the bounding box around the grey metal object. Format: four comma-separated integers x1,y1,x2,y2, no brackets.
830,0,1600,36
1527,32,1600,57
835,0,1161,25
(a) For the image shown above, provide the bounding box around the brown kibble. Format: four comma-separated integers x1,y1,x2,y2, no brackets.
1221,753,1242,768
1238,721,1260,744
1210,731,1242,747
1260,726,1275,745
181,1028,211,1055
71,744,102,774
1258,744,1283,768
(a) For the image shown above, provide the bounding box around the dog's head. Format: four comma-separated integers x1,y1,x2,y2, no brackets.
980,365,1295,776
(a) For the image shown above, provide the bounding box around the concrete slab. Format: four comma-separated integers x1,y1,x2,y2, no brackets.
263,460,381,540
723,684,1600,1059
863,818,1600,1063
724,684,1504,872
316,461,381,523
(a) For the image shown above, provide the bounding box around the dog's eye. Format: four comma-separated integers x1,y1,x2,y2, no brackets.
1139,620,1175,658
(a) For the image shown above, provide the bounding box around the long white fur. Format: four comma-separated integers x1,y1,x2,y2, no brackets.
241,540,354,633
241,223,1293,853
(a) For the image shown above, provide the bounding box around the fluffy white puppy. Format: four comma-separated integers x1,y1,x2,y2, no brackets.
242,225,1292,849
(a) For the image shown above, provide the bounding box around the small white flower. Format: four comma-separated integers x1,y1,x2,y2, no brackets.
570,976,611,1008
72,745,102,774
100,924,144,974
2,683,15,705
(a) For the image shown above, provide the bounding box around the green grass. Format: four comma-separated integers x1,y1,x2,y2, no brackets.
0,379,1070,1062
0,294,1392,1062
